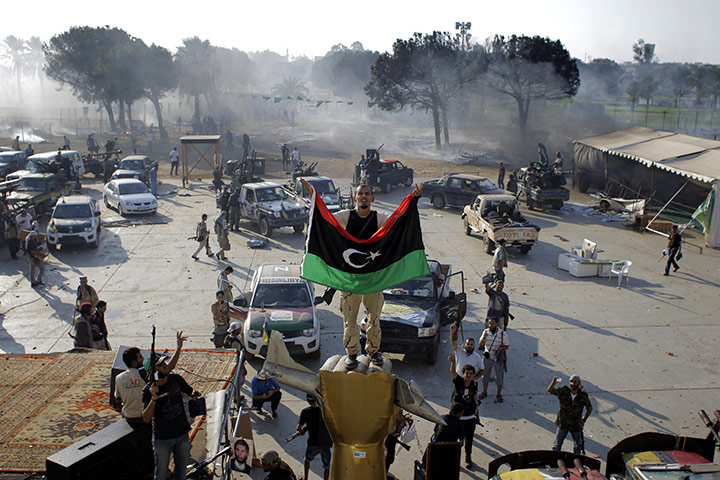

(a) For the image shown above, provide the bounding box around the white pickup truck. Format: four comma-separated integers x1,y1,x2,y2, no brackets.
283,176,348,213
461,194,541,254
238,182,308,236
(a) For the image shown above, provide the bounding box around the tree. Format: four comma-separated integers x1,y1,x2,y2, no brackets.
637,72,658,110
44,26,135,131
626,80,640,112
175,37,215,124
660,63,691,108
141,44,177,137
577,58,624,98
365,31,488,148
26,37,46,96
312,47,378,98
485,35,579,144
633,39,657,64
1,36,30,101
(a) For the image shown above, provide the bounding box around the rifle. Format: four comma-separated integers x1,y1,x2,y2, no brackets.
286,431,302,443
150,324,157,383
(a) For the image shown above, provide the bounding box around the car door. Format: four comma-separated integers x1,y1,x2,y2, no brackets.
467,196,481,228
439,270,467,326
109,183,119,208
446,176,463,205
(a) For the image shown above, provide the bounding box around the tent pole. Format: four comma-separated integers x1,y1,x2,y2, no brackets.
645,178,691,237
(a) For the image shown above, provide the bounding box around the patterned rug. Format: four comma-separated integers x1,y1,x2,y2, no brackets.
0,349,237,473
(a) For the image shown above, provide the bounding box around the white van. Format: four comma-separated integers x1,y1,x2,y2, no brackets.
7,150,85,181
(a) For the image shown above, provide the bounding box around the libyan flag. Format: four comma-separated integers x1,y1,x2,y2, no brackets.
301,192,430,294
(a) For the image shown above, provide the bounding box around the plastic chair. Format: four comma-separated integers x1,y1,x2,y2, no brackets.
609,260,632,288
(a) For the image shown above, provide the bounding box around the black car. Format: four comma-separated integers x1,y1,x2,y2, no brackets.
111,155,156,185
360,260,466,364
422,173,505,209
0,151,27,180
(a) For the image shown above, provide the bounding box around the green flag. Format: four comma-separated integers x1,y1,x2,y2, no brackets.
274,97,282,103
691,189,714,233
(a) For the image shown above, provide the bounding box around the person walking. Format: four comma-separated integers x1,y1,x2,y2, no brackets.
478,317,509,403
296,394,332,480
73,302,95,348
548,375,592,455
664,224,682,276
228,189,241,231
450,323,484,380
15,208,33,231
281,144,290,171
169,147,180,176
497,162,505,190
90,300,110,350
449,352,480,469
214,211,230,261
142,353,200,480
24,229,46,288
76,276,99,309
191,214,213,260
12,135,20,151
292,147,301,170
211,290,230,348
2,204,20,259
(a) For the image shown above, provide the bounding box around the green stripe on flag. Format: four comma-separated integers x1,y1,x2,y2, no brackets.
302,249,430,294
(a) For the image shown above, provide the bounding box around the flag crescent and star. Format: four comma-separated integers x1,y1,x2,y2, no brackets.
301,190,430,294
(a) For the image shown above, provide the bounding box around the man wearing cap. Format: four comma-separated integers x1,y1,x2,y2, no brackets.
296,394,332,480
224,321,244,352
211,290,230,348
76,276,99,310
485,279,510,330
142,346,199,480
548,375,592,455
251,371,282,418
258,450,297,480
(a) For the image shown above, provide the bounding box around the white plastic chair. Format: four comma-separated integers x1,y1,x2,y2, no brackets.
609,260,632,288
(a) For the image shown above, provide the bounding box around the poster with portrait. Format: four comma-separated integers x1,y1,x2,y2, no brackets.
230,436,254,476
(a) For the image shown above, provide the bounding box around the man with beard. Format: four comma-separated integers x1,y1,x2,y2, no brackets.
485,279,510,330
548,375,592,455
450,323,483,380
478,317,509,403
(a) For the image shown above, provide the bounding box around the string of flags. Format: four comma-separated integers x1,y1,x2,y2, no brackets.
256,94,360,107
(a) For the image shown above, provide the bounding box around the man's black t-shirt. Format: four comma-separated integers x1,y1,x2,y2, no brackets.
266,460,297,480
141,374,193,439
298,406,332,448
452,376,478,416
432,414,464,443
670,232,682,250
346,210,378,239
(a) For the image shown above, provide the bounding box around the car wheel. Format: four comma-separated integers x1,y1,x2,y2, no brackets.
484,235,496,255
293,224,304,233
383,182,391,193
48,242,57,252
527,198,536,210
425,341,438,365
259,217,273,237
520,245,531,254
553,200,564,210
464,218,472,236
90,230,100,249
103,195,109,207
431,194,446,209
404,176,413,187
119,204,126,217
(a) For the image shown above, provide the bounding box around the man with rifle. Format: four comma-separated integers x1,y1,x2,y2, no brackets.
295,394,332,480
547,375,593,455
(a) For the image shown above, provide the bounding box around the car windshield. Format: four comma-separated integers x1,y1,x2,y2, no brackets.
53,203,92,219
0,161,10,166
256,187,286,202
25,158,48,172
252,283,310,308
118,182,149,195
17,178,48,191
383,276,436,298
119,160,144,170
476,178,498,191
307,180,336,197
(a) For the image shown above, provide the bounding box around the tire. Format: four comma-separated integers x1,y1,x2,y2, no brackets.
119,204,126,216
431,194,446,209
484,235,496,255
404,176,413,187
103,196,109,207
464,218,472,236
425,341,438,365
48,242,57,252
599,200,611,211
259,217,273,237
293,224,304,233
383,182,392,193
578,176,590,193
90,229,100,249
520,245,531,254
553,200,564,210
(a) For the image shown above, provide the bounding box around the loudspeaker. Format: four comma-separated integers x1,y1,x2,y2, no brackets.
46,419,153,480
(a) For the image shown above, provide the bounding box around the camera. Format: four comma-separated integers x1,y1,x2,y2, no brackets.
483,351,490,359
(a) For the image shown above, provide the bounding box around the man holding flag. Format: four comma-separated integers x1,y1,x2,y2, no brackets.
300,180,425,370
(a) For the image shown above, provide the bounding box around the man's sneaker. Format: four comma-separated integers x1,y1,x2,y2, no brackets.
345,354,358,369
371,352,384,366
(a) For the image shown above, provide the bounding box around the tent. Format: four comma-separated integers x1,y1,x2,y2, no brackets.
574,127,720,247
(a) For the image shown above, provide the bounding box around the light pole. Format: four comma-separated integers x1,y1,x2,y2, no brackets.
455,21,472,50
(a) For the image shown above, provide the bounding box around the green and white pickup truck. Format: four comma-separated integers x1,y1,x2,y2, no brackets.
461,193,541,254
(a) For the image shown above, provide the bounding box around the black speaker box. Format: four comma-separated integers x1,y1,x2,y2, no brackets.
46,419,153,480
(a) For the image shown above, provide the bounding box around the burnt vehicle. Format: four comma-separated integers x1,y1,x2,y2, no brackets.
111,155,157,185
462,194,541,254
422,173,505,209
516,165,570,210
0,151,27,180
6,173,72,217
352,148,414,193
605,409,719,480
360,260,466,364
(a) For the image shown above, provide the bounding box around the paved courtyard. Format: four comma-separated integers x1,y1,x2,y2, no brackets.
1,174,718,479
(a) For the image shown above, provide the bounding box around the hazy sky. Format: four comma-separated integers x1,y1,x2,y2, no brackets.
8,0,720,64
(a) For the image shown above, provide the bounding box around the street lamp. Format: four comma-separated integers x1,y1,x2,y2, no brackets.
455,21,472,50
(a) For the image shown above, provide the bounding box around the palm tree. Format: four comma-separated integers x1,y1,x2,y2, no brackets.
271,75,308,99
26,36,46,96
1,36,30,101
175,37,215,125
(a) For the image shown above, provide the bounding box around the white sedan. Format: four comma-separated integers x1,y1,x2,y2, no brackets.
103,178,158,215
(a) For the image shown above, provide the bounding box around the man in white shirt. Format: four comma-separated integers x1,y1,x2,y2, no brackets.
450,323,484,380
169,147,180,176
478,317,509,403
15,209,33,231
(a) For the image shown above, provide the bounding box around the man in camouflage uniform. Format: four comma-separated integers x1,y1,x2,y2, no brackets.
547,375,592,454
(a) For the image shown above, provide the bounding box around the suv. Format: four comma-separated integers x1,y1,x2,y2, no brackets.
5,173,71,217
0,151,27,180
359,260,466,364
7,150,85,181
111,155,156,185
230,263,322,358
46,195,102,249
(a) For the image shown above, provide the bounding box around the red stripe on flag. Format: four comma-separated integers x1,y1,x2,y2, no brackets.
313,191,415,244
